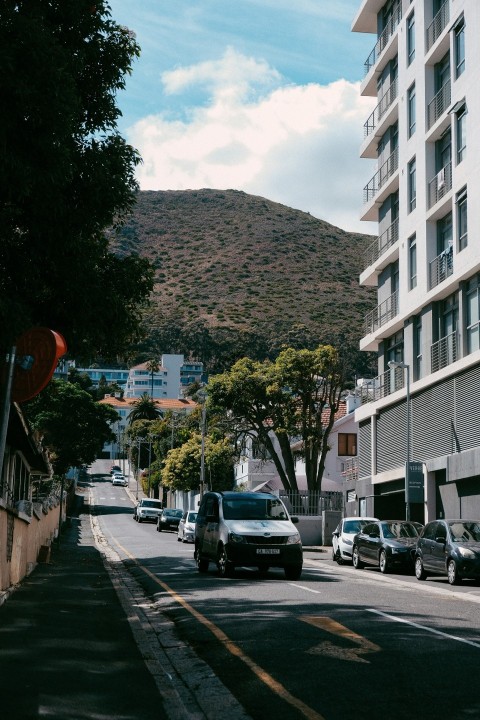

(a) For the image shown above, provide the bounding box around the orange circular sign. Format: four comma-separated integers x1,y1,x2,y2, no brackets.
11,328,67,403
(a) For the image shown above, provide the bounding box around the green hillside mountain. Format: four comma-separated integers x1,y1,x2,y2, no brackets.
110,189,376,375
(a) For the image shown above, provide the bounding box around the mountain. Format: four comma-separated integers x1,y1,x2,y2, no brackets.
110,189,376,374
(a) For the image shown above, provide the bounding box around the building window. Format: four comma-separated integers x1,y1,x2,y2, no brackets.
457,188,467,252
414,316,422,380
454,17,465,78
408,157,416,212
407,13,415,65
456,104,467,163
466,277,480,354
409,234,417,290
407,83,416,138
385,330,404,365
338,433,357,457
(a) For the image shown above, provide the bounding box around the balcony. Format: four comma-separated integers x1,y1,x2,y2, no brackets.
431,331,458,373
364,148,398,204
363,5,402,77
426,0,450,53
356,365,405,405
363,218,399,271
427,161,452,210
427,79,451,131
364,290,398,336
364,79,398,139
429,245,453,290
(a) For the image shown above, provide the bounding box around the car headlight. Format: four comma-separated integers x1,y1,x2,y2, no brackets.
458,547,476,559
287,532,301,545
391,547,407,554
229,532,245,544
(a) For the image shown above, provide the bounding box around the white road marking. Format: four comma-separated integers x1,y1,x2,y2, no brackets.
291,584,322,594
368,608,480,649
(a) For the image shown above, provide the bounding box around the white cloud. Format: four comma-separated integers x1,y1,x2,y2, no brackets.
128,49,376,233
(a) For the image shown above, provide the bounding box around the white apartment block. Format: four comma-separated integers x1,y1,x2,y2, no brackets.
124,354,204,400
352,0,480,522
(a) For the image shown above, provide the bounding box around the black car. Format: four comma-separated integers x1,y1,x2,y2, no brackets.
157,508,184,532
414,519,480,585
352,520,421,573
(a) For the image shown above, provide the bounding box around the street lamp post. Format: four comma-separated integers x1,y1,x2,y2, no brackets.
388,361,410,521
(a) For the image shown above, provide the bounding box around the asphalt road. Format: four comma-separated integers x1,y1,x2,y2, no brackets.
89,462,480,720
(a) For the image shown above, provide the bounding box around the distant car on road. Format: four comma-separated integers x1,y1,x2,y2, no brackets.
135,498,163,523
157,508,183,532
414,519,480,585
352,520,421,573
110,465,121,476
332,516,378,564
112,473,127,486
177,511,198,543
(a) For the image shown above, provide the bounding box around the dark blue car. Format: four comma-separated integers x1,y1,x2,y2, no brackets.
414,519,480,585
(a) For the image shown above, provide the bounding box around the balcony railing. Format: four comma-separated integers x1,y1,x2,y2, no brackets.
364,290,398,336
429,245,453,289
356,365,405,405
364,79,398,138
426,0,450,52
427,161,452,209
364,4,402,76
427,79,451,130
431,331,458,373
364,147,398,204
363,218,399,270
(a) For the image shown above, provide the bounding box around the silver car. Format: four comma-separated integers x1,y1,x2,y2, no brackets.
332,516,378,564
177,511,198,543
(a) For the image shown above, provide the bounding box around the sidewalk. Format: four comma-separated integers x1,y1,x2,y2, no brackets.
0,489,169,720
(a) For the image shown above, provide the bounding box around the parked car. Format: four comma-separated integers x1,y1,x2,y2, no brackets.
195,491,303,579
352,520,421,573
177,511,198,543
110,465,121,475
157,508,184,532
414,519,480,585
134,498,163,523
332,516,378,564
112,473,127,486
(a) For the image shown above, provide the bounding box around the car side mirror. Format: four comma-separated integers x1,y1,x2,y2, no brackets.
332,531,339,537
291,516,299,524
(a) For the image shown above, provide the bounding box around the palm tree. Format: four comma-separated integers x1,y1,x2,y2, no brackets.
146,359,160,398
128,393,160,424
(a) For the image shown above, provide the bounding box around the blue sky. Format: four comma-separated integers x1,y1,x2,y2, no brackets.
109,0,376,233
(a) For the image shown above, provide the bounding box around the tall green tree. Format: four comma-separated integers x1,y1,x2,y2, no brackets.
0,1,153,357
207,346,347,493
128,393,161,423
25,380,118,475
161,434,234,493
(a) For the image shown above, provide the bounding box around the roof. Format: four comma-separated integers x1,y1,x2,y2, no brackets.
129,362,166,372
99,396,197,411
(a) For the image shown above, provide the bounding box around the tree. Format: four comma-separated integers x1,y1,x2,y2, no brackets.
207,346,347,493
0,1,154,357
161,434,234,493
127,393,160,423
145,359,160,397
25,380,118,475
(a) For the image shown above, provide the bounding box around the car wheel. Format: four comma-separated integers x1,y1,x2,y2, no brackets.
379,550,389,574
217,545,235,578
177,534,182,542
195,547,209,573
158,525,162,532
447,559,461,585
284,564,302,580
335,550,344,566
138,517,142,523
352,546,364,569
415,556,427,580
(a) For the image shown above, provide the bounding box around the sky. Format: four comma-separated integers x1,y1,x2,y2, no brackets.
108,0,377,233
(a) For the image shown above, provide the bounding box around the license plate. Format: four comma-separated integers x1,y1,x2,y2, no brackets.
256,548,280,555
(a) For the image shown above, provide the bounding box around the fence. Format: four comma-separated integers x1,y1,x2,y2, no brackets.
279,490,343,516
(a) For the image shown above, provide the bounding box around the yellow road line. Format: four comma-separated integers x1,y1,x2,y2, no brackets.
114,539,325,720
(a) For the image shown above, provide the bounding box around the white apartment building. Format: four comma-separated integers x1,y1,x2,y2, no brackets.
124,354,204,400
352,0,480,522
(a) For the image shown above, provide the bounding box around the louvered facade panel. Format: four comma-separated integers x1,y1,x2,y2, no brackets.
359,419,371,479
455,365,480,451
376,403,405,473
412,379,454,461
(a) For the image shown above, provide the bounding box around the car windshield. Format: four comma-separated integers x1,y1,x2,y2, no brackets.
143,500,162,508
187,512,198,522
448,521,480,542
223,497,288,521
164,509,183,518
381,522,419,539
344,520,370,534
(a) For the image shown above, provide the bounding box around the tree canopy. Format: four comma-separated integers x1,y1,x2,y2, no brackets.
0,1,153,357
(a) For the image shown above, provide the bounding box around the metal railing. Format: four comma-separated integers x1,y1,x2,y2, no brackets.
279,490,343,515
429,246,453,289
364,78,398,138
364,147,398,204
427,161,452,209
426,0,450,52
431,331,458,373
364,290,398,336
356,365,405,405
363,218,399,269
427,79,451,130
364,4,402,76
342,458,358,483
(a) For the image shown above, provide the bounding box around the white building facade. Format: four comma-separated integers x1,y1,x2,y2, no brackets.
124,355,204,400
353,0,480,522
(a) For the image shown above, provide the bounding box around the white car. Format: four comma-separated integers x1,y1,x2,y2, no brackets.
332,516,378,564
135,498,163,523
177,511,198,543
112,473,127,486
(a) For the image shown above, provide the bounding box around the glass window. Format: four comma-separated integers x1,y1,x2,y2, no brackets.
407,83,416,138
466,276,480,354
456,105,466,163
454,18,465,78
457,188,467,251
338,433,357,456
414,316,422,380
408,157,416,212
409,234,417,290
407,13,415,65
